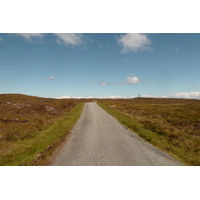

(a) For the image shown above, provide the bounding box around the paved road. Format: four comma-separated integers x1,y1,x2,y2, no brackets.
51,102,181,166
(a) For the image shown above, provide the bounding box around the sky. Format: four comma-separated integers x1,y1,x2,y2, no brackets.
0,33,200,99
1,1,200,199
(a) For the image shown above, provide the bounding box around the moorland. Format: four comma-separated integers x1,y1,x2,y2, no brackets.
0,94,87,165
1,94,199,165
98,98,200,165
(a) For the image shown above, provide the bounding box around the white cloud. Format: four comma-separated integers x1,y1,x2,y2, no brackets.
48,76,54,79
117,33,151,53
120,76,148,85
56,95,136,99
92,76,148,86
0,36,3,42
139,92,200,99
55,92,200,99
56,95,71,99
56,95,94,99
53,33,84,46
15,33,44,42
140,94,167,98
101,95,135,99
170,92,200,99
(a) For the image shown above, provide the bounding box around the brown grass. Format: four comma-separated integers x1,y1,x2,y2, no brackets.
0,94,74,142
0,94,87,165
98,98,200,165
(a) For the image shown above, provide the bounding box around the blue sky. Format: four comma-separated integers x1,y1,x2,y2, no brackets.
0,33,200,99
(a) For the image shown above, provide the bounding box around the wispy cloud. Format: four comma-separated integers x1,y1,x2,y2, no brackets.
92,76,148,86
122,58,129,62
48,76,55,80
117,33,151,53
174,46,179,51
53,33,84,46
82,46,88,51
100,81,107,85
91,80,115,85
100,81,115,86
10,33,85,46
14,33,44,42
0,36,3,42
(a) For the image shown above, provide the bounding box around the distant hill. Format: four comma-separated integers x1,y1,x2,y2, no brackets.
0,94,50,102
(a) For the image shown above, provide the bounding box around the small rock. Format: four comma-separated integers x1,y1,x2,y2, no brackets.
109,105,116,108
45,105,55,112
14,118,20,122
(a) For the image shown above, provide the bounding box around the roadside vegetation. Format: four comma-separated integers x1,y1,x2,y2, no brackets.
0,94,86,166
98,98,200,166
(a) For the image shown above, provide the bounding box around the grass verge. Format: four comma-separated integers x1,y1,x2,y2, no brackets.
98,101,200,166
0,102,84,166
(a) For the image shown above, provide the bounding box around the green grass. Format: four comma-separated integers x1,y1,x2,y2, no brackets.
0,102,84,166
98,99,200,166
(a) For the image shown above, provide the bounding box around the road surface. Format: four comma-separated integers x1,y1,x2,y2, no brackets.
51,102,181,166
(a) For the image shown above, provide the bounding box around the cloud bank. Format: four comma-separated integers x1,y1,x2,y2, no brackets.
56,92,200,99
117,33,151,53
170,92,200,99
56,95,94,99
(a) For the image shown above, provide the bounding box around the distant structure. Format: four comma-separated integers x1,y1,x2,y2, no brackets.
138,94,140,98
